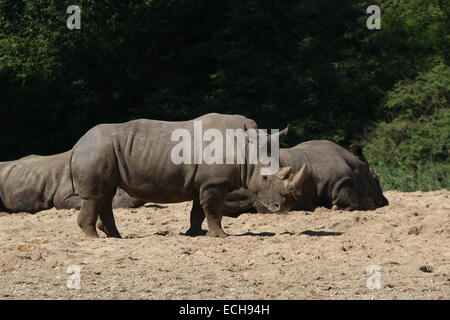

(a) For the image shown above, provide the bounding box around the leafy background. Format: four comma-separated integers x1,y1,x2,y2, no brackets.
0,0,448,191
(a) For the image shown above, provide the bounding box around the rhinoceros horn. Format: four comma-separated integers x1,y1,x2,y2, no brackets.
276,166,292,179
284,164,308,195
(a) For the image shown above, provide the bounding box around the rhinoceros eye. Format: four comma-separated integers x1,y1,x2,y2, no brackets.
262,175,268,181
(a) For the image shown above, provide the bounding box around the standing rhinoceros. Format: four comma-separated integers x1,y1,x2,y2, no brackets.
0,152,144,214
223,140,389,216
69,113,303,238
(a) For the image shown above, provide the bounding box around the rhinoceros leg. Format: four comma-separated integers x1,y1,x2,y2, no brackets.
79,198,122,238
185,200,207,237
78,199,100,238
332,181,360,211
199,186,228,238
96,218,106,234
97,202,122,238
79,197,121,238
360,196,375,210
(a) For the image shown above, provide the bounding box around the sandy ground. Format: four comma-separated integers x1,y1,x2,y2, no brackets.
0,190,449,300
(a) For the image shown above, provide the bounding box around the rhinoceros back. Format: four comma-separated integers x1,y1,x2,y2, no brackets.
0,152,69,213
71,113,258,204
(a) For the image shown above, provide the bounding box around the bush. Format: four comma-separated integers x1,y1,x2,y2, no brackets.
365,64,450,191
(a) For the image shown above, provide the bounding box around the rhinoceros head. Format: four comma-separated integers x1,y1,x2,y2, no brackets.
251,164,308,213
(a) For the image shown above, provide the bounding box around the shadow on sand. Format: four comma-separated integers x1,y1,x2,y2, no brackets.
233,231,276,237
179,230,344,237
144,204,169,209
299,230,344,236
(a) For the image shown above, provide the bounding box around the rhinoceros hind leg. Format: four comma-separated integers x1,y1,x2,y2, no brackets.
184,200,207,237
78,199,101,238
96,219,106,234
185,229,208,236
200,186,228,238
360,196,375,210
332,183,360,211
98,202,122,238
333,204,357,211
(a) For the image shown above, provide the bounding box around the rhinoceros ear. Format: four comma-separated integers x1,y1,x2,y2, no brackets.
276,166,292,180
264,125,289,156
279,125,289,139
284,164,308,194
269,125,289,141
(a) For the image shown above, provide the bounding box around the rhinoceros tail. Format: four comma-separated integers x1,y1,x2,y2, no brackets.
68,148,75,194
61,148,79,205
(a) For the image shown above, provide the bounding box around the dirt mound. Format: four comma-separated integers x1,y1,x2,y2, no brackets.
0,190,449,299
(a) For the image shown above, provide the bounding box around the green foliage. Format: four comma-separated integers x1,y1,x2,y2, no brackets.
385,63,450,118
365,161,449,192
365,65,450,191
358,0,450,191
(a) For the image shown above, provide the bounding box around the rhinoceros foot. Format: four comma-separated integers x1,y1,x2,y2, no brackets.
96,220,122,238
184,228,208,237
206,229,228,238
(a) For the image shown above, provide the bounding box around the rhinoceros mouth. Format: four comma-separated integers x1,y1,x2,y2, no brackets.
260,201,286,213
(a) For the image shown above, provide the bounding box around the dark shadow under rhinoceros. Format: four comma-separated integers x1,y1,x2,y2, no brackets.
69,113,302,238
0,152,145,214
223,140,389,217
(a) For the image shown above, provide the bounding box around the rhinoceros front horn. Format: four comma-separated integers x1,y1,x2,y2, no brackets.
284,164,308,195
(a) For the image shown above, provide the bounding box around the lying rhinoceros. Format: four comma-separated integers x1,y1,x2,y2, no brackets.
0,152,144,214
69,113,303,238
223,140,389,216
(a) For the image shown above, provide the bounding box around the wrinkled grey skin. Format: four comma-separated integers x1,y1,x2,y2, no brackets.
223,140,389,217
70,113,298,238
0,152,144,214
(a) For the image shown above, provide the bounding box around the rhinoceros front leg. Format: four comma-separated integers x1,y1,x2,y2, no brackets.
199,186,228,238
184,200,207,237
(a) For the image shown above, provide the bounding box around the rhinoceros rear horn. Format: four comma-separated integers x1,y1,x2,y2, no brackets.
284,164,308,194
